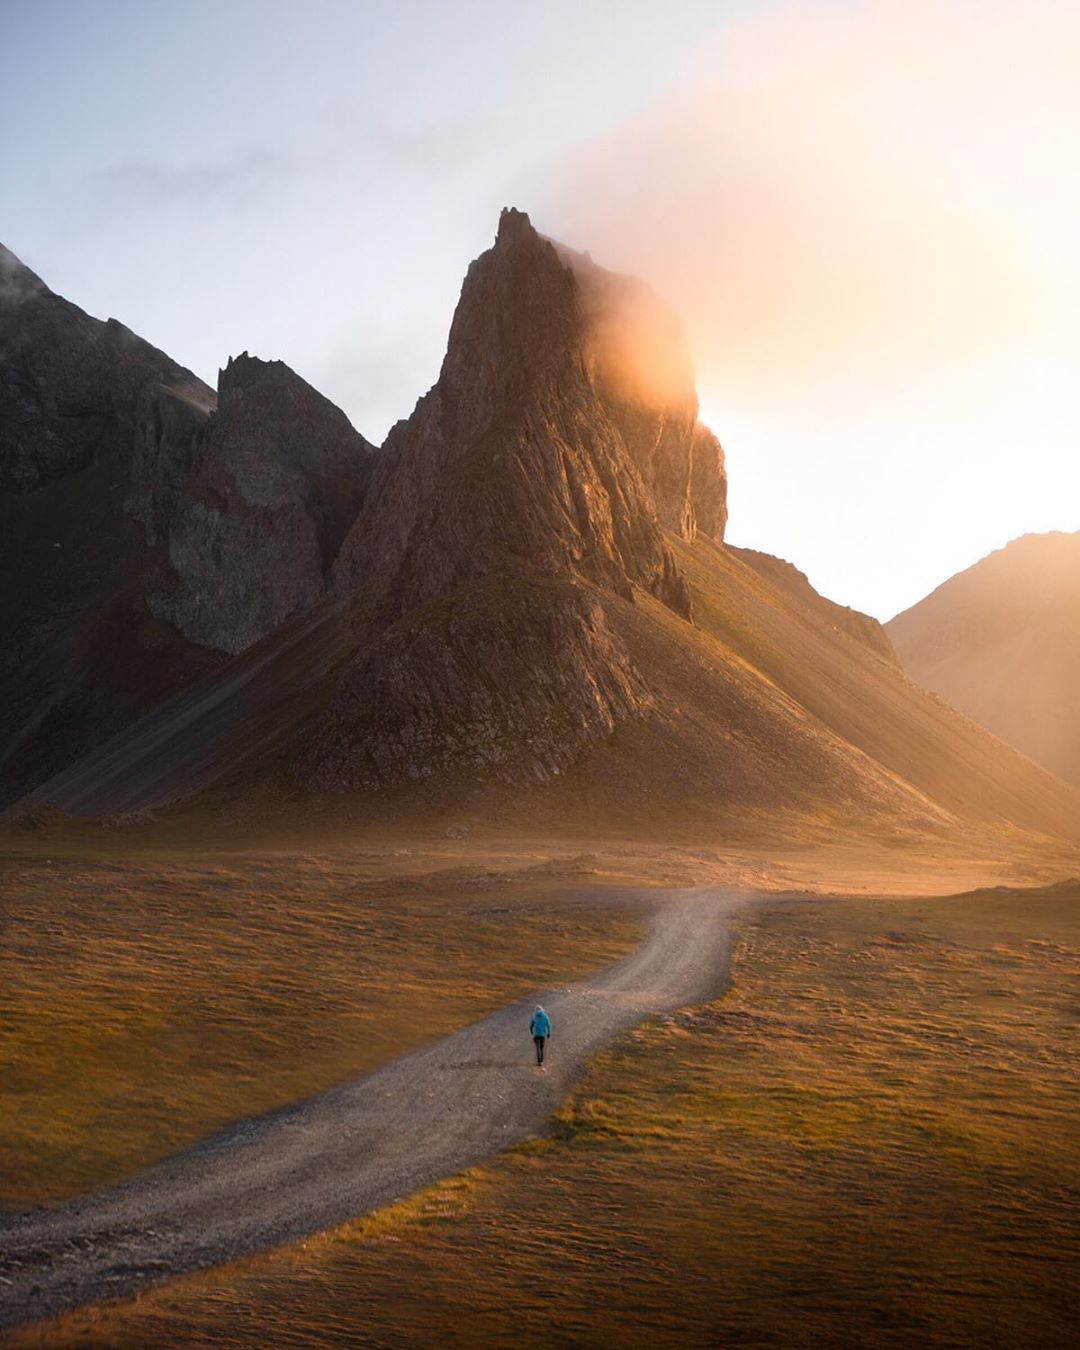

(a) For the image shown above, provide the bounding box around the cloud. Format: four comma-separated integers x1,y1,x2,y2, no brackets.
85,146,303,211
552,0,1080,402
372,118,499,174
317,98,514,179
544,0,1080,616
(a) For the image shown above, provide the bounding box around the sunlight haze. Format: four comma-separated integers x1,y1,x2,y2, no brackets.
2,0,1075,618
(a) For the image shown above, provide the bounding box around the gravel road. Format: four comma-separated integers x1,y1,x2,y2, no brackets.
0,885,740,1331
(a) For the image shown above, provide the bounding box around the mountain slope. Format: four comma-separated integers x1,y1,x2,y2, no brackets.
0,245,373,806
5,217,1079,846
670,538,1079,839
0,245,224,806
18,524,1080,844
0,243,214,495
887,532,1080,787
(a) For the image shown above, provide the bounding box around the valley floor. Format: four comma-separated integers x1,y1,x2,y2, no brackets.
1,827,1077,1345
0,886,734,1329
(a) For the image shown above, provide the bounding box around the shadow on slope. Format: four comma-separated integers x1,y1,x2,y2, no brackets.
11,537,1080,849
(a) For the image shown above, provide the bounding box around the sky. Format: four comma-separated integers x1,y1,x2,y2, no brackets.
2,0,1077,620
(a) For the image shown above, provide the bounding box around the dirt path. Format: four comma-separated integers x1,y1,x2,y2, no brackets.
0,886,740,1331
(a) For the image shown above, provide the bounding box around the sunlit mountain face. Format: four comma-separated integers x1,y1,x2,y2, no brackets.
889,531,1080,787
550,0,1080,621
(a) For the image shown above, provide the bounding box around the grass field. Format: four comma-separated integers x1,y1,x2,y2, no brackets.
0,847,646,1208
13,880,1077,1347
4,820,1043,1215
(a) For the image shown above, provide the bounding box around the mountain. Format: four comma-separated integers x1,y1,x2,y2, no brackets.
147,352,372,654
0,245,373,805
311,209,724,788
887,532,1080,787
3,217,1080,846
0,243,214,496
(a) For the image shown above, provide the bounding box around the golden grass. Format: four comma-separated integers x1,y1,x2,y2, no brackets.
0,850,645,1207
23,883,1077,1347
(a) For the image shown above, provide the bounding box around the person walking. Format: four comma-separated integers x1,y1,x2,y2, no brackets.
530,1005,551,1066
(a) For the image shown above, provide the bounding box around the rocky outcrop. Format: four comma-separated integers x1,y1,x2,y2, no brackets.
148,354,374,655
305,210,732,788
307,573,651,790
0,243,375,803
334,210,727,616
0,242,215,494
689,425,728,543
1,241,374,659
559,242,727,542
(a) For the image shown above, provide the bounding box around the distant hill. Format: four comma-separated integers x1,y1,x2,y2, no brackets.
4,219,1080,845
887,532,1080,787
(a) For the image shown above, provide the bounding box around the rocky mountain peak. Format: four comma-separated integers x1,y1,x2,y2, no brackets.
217,351,317,408
1,240,215,495
312,209,732,789
148,352,375,654
335,209,725,610
218,350,273,401
0,243,49,305
453,209,726,542
430,208,581,446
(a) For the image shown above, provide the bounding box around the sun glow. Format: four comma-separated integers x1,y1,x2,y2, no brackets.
552,0,1080,618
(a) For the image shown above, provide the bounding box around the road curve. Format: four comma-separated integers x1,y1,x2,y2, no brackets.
0,886,740,1331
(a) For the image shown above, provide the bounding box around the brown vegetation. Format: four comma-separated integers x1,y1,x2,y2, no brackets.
16,881,1076,1348
0,848,644,1208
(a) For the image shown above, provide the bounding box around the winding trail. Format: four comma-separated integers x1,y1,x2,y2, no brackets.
0,886,741,1331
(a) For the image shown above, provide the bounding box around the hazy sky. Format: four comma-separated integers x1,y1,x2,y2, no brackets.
2,0,1076,619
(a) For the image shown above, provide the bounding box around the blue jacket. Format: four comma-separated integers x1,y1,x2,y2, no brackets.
530,1009,551,1038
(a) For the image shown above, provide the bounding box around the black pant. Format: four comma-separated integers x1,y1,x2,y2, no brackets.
533,1035,546,1064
